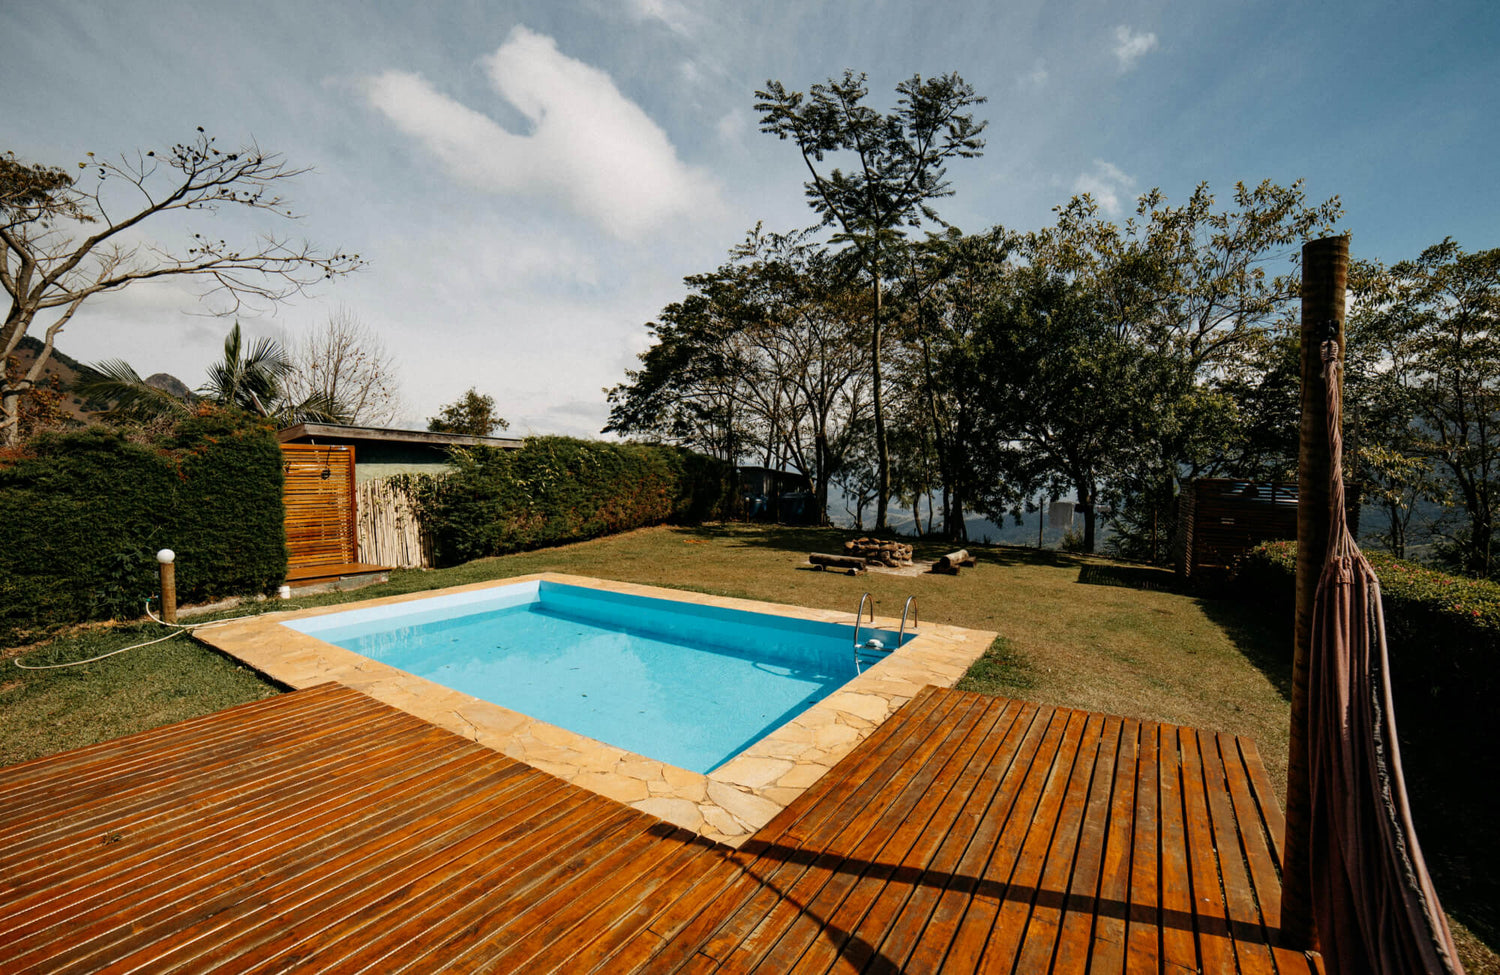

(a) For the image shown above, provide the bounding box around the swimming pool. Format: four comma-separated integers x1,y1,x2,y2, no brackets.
202,573,993,845
285,579,912,773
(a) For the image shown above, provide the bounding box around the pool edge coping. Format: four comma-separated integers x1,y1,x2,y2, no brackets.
197,573,996,846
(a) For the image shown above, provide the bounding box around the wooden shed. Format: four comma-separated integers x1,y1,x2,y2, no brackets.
1175,478,1298,580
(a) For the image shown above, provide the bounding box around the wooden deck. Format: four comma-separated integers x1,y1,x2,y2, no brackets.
0,684,1321,974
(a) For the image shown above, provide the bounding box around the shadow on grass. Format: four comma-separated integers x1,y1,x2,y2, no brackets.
1075,563,1181,592
1193,592,1295,702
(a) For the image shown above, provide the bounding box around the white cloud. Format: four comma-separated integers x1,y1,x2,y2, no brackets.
623,0,697,36
361,26,719,240
1111,26,1158,71
1073,160,1133,215
715,108,749,146
1018,59,1048,90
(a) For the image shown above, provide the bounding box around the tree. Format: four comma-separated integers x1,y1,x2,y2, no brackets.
80,321,343,425
756,70,987,529
607,228,871,523
1356,241,1500,575
282,307,403,426
893,228,1014,540
975,265,1176,552
0,131,363,445
428,388,508,437
1026,182,1341,558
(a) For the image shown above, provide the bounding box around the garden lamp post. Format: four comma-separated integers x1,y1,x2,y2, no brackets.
157,549,177,624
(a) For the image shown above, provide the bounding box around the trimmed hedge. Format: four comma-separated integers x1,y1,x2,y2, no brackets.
414,437,732,567
1234,540,1497,737
0,410,286,638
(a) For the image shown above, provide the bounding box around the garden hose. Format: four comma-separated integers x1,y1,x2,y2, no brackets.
10,599,285,671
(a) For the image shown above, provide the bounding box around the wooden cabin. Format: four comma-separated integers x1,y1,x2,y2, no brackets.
1175,478,1298,580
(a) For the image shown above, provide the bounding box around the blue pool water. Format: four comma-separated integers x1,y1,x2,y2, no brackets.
285,581,907,773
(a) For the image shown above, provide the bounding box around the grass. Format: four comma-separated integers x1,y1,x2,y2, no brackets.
2,522,1493,972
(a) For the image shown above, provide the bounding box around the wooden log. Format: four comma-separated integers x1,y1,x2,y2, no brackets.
937,549,973,570
810,552,867,572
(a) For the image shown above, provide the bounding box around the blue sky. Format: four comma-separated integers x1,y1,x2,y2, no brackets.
4,0,1496,435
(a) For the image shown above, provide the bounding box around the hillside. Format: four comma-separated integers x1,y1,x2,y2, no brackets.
6,336,194,423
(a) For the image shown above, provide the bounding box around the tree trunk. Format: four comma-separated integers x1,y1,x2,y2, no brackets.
1078,480,1097,553
872,271,890,529
1283,234,1348,952
0,390,18,446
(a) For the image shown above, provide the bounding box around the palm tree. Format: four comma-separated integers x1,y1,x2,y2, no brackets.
80,322,349,425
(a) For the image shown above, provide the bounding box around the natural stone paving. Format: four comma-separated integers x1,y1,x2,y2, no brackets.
198,572,994,845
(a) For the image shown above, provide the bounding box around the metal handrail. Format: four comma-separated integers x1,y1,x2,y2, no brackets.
853,593,875,673
899,596,918,646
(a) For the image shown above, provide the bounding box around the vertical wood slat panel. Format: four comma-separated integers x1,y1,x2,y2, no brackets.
280,444,356,570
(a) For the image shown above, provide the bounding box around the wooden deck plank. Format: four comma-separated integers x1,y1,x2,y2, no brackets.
0,683,1315,975
1051,713,1125,975
1,719,463,905
929,705,1075,971
898,703,1053,972
2,734,493,943
855,701,1043,973
1083,717,1140,975
0,692,411,854
1123,721,1161,975
1157,726,1199,975
1009,711,1110,974
682,691,980,969
1179,726,1237,973
202,776,579,975
0,683,360,812
972,707,1092,974
1199,730,1277,975
773,698,1023,974
12,742,515,973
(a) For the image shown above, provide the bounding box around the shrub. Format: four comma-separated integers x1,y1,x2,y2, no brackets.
413,437,732,567
1234,540,1497,738
0,410,286,638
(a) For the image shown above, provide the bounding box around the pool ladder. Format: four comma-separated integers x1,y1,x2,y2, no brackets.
852,594,919,674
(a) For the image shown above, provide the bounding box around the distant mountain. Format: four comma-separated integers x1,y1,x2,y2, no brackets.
144,372,197,402
7,336,194,422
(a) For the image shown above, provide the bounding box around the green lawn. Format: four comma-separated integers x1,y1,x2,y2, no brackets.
2,523,1493,971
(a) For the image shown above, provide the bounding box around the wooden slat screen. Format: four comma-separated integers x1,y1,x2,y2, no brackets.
281,444,356,569
1181,478,1298,578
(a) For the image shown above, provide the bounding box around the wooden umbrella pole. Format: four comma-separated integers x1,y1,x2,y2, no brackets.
1282,234,1348,950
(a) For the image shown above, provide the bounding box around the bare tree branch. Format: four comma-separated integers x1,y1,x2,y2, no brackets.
1,131,364,444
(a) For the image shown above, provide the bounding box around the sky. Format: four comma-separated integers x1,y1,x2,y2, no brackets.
4,0,1497,437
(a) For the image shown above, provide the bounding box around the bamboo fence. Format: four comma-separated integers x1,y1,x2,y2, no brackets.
356,476,434,569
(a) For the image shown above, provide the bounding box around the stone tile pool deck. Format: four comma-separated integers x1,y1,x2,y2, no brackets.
199,573,995,846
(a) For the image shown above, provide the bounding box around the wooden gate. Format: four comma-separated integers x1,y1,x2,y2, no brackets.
281,444,356,570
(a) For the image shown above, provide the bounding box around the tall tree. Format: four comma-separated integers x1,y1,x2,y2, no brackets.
0,132,362,445
428,388,508,438
282,308,404,426
893,228,1014,540
756,70,986,529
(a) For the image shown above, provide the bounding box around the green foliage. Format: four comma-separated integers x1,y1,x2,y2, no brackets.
0,409,286,638
412,437,732,567
428,388,508,437
1235,540,1498,735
